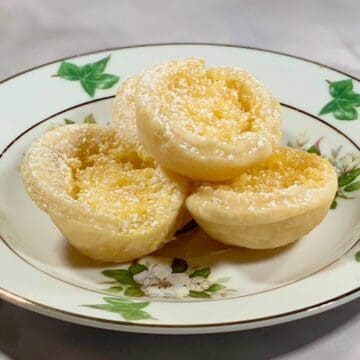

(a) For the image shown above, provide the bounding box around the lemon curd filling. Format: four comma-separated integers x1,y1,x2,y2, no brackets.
136,58,281,181
216,147,328,193
21,124,188,262
186,145,337,249
69,134,172,233
163,65,252,143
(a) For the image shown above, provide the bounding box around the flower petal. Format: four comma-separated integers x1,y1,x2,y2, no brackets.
164,285,190,298
150,264,172,280
167,273,190,285
341,154,353,169
133,270,150,284
189,277,209,291
143,285,166,297
143,276,161,287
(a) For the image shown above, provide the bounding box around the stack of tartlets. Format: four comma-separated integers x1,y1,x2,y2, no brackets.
21,58,337,262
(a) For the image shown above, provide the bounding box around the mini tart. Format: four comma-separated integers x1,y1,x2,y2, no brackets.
136,58,282,181
21,124,188,262
186,147,338,249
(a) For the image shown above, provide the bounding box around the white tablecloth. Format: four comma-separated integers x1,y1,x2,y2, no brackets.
0,1,359,358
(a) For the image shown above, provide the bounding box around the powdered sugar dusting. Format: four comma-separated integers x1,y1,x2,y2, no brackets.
112,74,153,162
21,124,186,236
136,58,281,160
214,147,331,194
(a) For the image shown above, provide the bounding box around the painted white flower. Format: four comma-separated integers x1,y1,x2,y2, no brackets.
167,273,191,285
189,276,209,291
340,154,353,172
328,150,360,175
331,146,342,160
144,284,190,298
349,153,360,171
134,264,170,284
133,264,191,298
295,131,310,148
327,157,336,167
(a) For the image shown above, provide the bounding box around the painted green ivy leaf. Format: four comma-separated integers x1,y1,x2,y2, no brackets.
338,168,360,187
171,258,188,273
85,297,151,321
356,251,360,262
83,114,96,124
124,285,145,297
189,291,211,298
55,55,119,97
128,263,148,275
189,267,211,278
344,181,360,192
102,269,136,285
64,113,97,125
207,283,225,292
319,79,360,120
307,144,321,156
330,199,337,209
105,286,123,293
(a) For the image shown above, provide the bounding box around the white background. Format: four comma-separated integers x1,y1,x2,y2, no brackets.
0,1,359,359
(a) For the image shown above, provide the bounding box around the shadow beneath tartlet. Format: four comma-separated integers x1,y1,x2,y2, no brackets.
156,226,295,262
158,228,322,289
61,241,115,269
61,227,296,269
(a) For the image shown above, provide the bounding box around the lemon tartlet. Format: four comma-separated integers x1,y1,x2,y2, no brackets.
136,58,281,181
186,147,337,249
21,124,188,262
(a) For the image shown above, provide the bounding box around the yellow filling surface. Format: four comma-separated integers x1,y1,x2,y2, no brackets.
215,147,329,192
163,64,252,143
69,134,174,230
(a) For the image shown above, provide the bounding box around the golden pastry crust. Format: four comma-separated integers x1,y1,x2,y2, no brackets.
186,147,338,249
21,124,188,262
112,75,194,226
136,58,282,181
112,75,153,162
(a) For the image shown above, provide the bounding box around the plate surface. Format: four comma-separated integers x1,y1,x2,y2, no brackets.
0,43,359,334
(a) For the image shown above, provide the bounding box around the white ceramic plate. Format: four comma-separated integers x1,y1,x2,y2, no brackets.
0,44,359,334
